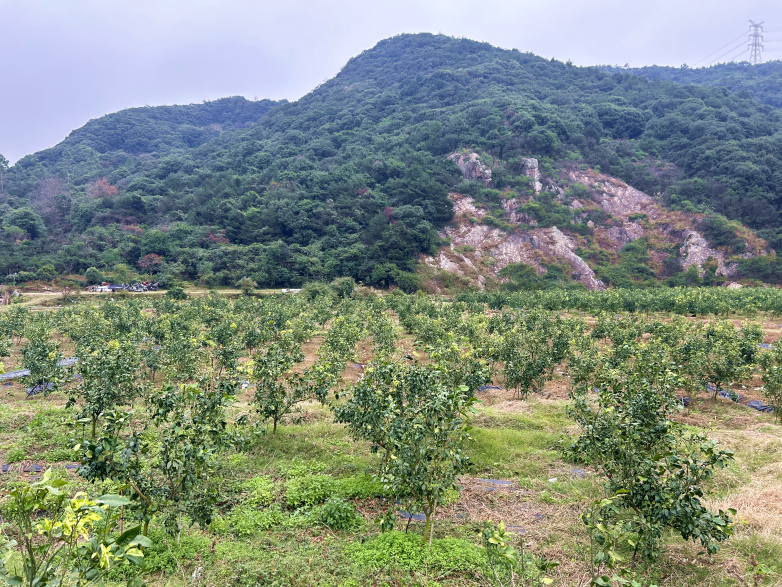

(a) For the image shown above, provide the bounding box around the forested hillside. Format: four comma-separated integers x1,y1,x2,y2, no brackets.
602,60,782,110
3,34,782,290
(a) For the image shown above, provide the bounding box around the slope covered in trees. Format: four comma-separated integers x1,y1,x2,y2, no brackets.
602,60,782,110
2,34,782,289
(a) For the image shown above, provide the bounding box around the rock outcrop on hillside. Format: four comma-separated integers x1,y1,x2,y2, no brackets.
425,194,605,290
564,170,753,278
447,152,492,186
421,164,769,292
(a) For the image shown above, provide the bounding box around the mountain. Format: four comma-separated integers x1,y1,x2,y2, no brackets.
2,33,782,290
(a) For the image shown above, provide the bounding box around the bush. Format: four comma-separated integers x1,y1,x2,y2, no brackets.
394,271,420,294
6,271,37,284
165,285,188,300
242,475,276,507
285,474,336,508
222,506,284,537
329,276,355,298
104,529,212,580
311,497,362,530
345,531,486,573
155,273,176,289
333,475,386,499
84,267,104,285
37,264,57,281
236,276,258,295
301,281,332,300
6,446,26,463
283,473,385,508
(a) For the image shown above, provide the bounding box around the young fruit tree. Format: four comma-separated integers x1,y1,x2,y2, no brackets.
251,333,312,434
21,316,66,396
335,361,476,545
758,346,782,421
567,342,736,561
76,379,239,536
68,338,141,439
697,321,761,400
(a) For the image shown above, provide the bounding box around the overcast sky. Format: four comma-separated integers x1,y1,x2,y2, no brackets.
1,0,780,164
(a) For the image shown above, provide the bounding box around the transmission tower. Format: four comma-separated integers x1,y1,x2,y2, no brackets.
748,20,764,64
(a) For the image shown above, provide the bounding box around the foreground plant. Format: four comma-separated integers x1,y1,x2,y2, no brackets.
480,521,556,587
0,469,149,587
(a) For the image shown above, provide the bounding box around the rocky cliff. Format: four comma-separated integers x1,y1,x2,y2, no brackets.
420,154,769,292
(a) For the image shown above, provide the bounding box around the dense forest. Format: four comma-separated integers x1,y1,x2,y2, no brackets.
602,60,782,110
2,34,782,289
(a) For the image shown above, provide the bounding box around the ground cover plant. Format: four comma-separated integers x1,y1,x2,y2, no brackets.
0,287,780,586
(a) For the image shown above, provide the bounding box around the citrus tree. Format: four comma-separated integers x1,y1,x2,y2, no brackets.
758,346,782,421
335,361,476,545
567,342,736,560
76,379,239,536
21,316,66,396
252,333,311,434
68,338,142,439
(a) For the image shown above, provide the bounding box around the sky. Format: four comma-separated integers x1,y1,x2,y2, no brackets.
1,0,781,164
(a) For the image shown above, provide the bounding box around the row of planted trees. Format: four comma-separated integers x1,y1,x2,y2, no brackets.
0,291,780,586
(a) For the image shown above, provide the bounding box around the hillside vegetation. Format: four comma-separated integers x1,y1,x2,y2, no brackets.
602,60,782,111
2,34,782,290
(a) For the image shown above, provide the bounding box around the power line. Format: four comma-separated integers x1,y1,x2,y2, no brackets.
707,40,751,65
693,31,750,65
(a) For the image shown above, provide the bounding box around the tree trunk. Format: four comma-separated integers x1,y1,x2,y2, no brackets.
422,510,432,545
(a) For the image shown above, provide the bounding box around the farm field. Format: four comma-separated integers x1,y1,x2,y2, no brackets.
0,286,781,587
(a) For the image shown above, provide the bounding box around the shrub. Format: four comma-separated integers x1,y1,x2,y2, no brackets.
242,475,276,507
165,285,188,300
345,531,486,573
37,264,57,281
329,276,355,298
333,475,386,499
285,474,336,508
311,497,362,530
6,446,26,463
226,506,283,537
301,281,332,300
236,276,258,295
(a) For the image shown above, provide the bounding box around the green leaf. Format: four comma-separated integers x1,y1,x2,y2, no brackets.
129,535,152,548
116,525,142,546
97,494,132,507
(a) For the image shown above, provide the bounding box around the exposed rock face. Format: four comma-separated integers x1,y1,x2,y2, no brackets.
679,230,738,277
494,227,605,290
448,152,492,186
430,196,605,290
564,169,748,276
522,158,542,193
566,170,656,218
425,167,768,292
451,194,486,217
605,223,644,248
501,198,537,225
